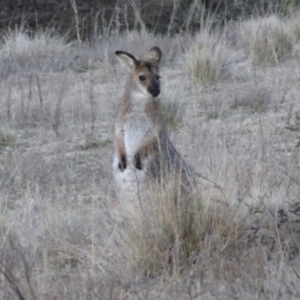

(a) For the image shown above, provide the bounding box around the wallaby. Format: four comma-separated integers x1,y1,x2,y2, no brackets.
108,47,194,212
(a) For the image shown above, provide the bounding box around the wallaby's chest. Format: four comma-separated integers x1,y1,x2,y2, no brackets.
123,112,154,157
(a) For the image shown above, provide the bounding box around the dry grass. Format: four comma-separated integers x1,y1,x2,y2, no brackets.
230,84,272,113
0,29,74,76
286,11,300,43
239,15,295,65
1,12,300,299
161,84,186,131
186,29,233,84
113,181,250,279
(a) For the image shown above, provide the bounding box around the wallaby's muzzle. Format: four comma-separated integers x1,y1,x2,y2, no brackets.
149,81,160,98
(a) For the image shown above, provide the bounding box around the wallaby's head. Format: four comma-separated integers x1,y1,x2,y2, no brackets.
115,47,162,98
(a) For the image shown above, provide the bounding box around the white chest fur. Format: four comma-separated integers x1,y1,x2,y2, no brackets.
123,91,155,163
124,112,151,162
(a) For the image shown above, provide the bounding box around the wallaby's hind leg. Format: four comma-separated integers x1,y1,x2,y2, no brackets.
115,130,127,171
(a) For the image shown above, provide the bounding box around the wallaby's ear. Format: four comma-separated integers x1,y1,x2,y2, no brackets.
144,47,162,64
115,51,137,71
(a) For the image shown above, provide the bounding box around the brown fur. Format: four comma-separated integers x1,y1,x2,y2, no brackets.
108,47,194,210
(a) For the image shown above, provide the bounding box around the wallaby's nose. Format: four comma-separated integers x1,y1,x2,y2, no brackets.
149,86,160,97
149,80,160,97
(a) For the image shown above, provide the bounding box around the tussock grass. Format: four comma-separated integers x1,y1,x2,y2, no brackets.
240,15,294,65
231,85,272,113
109,176,250,278
161,100,183,131
115,183,249,279
186,29,233,84
0,29,73,76
161,87,185,131
109,172,300,295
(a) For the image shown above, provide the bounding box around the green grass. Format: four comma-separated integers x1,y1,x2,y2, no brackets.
161,100,184,131
206,111,219,120
0,129,17,148
75,139,111,151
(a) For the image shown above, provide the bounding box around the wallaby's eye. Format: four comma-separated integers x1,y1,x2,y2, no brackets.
139,75,146,81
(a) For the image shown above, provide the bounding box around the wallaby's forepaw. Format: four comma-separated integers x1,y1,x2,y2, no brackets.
134,153,143,170
118,155,127,171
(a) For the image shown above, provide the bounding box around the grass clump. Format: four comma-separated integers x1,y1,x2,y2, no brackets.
186,30,232,85
0,129,17,148
161,82,186,132
240,15,294,65
161,100,184,132
0,29,73,75
231,85,271,113
116,182,249,279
